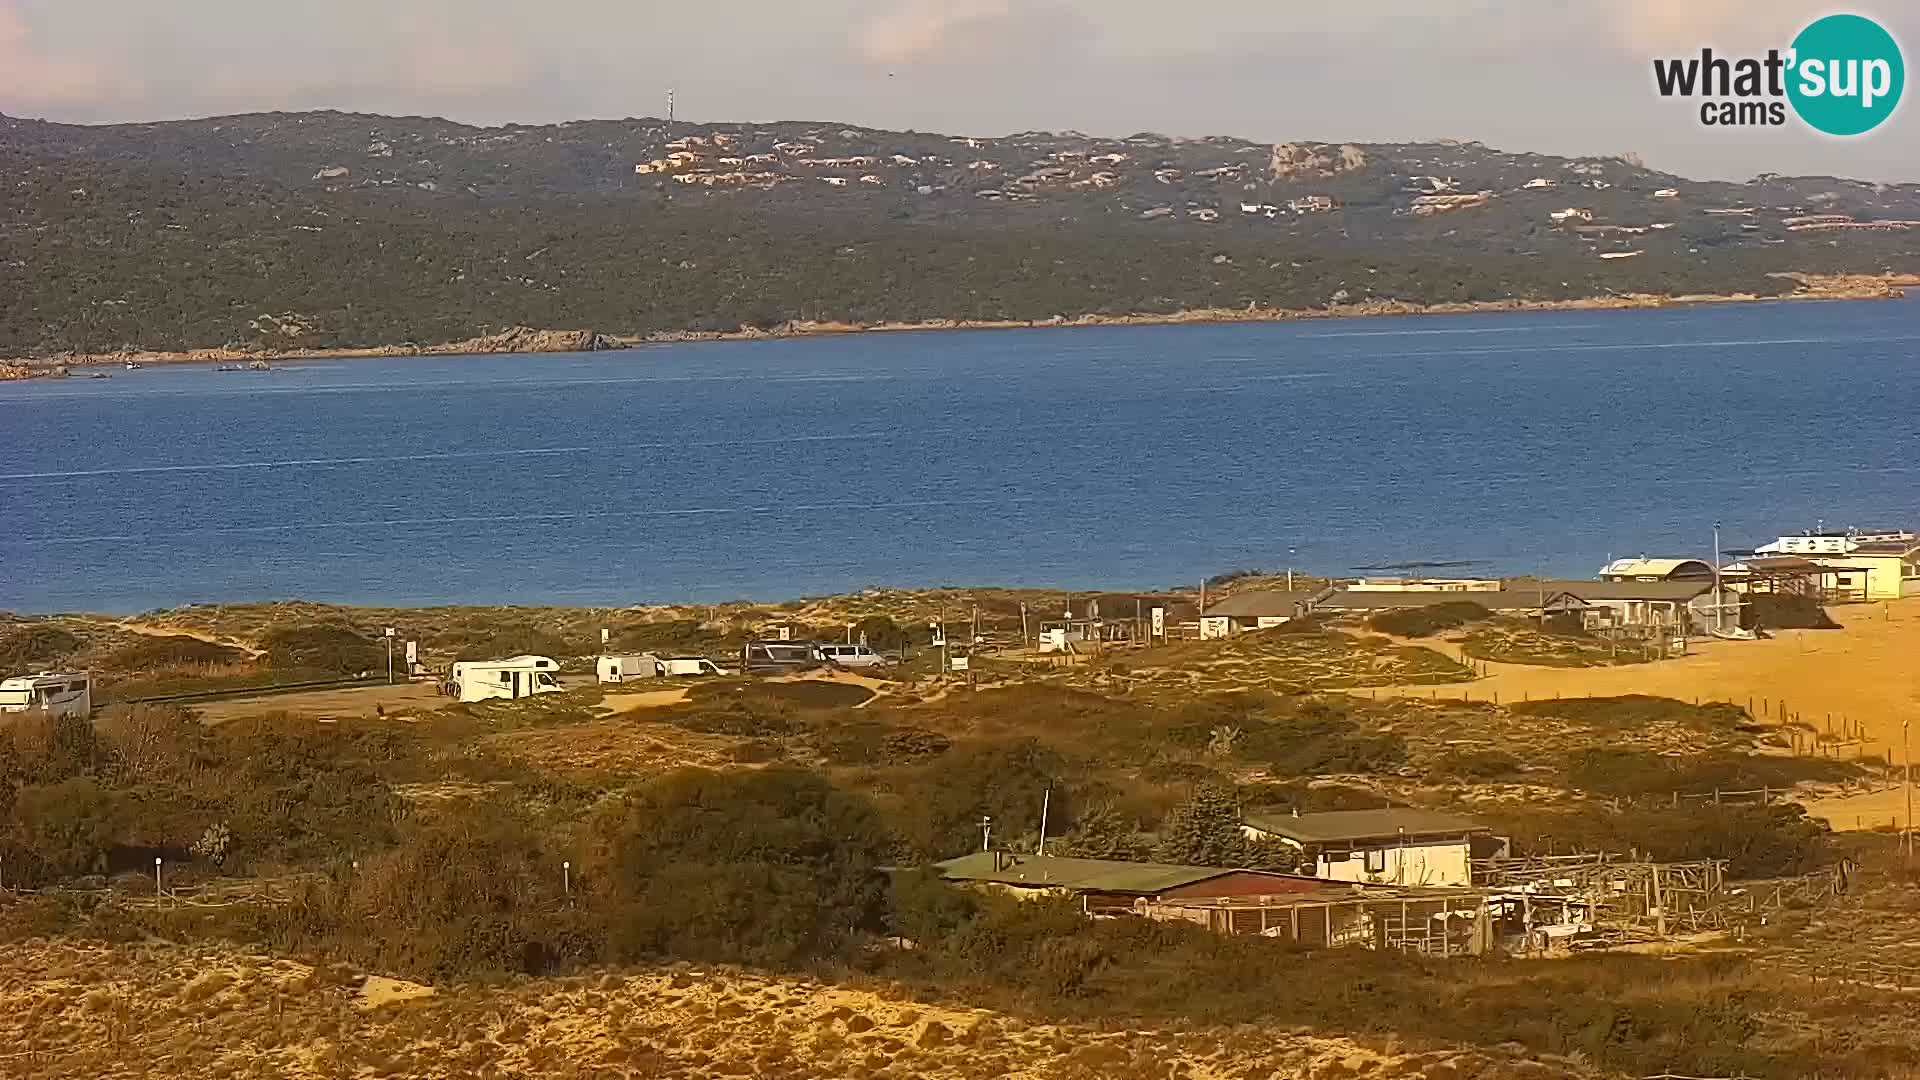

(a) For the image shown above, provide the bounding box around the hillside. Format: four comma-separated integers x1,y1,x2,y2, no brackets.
5,111,1920,356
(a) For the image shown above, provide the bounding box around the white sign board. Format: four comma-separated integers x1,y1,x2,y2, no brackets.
601,628,611,645
777,625,791,641
405,640,418,666
1151,606,1165,637
948,655,970,672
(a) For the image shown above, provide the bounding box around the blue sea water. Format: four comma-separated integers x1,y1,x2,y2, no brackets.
3,299,1918,614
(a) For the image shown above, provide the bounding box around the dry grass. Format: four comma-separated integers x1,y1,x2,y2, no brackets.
1077,629,1472,701
0,940,1619,1080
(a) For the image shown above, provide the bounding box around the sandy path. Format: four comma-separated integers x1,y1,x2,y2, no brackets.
193,682,445,724
1374,599,1920,761
78,616,266,657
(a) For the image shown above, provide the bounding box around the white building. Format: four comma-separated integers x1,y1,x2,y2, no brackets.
1752,530,1920,601
1198,589,1320,638
1242,809,1490,887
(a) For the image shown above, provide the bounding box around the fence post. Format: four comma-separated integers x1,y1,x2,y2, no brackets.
1714,788,1721,805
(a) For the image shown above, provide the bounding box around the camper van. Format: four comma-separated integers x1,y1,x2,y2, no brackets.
448,655,563,703
597,654,661,683
813,643,887,669
596,654,728,682
742,640,818,674
0,672,92,718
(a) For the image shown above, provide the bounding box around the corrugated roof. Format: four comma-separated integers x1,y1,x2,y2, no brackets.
1242,808,1487,843
933,852,1236,893
1506,579,1716,601
1312,590,1561,612
1203,589,1319,617
1599,558,1713,579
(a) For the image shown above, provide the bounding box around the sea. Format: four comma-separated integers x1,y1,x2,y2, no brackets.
4,298,1918,614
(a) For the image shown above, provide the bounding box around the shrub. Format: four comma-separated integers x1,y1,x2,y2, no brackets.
101,634,247,672
600,767,894,966
1366,601,1492,638
1512,695,1748,733
0,625,81,670
12,778,124,880
891,741,1074,859
1562,747,1854,798
1743,594,1841,630
853,615,908,653
263,625,383,674
1427,748,1524,782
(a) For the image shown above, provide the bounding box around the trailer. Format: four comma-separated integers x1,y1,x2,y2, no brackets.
597,653,662,683
448,655,563,703
0,672,92,718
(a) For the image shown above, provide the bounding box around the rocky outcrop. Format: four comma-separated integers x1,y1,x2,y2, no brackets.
1268,142,1368,180
429,327,625,355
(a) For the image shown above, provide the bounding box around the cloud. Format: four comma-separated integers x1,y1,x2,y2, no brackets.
1613,1,1815,53
854,0,1084,68
0,1,123,112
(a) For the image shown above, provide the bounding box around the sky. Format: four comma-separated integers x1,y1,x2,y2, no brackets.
3,1,1916,183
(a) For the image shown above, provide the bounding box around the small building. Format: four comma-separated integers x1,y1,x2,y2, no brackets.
1309,588,1581,619
1241,809,1491,887
1199,588,1323,638
1597,557,1715,582
1751,530,1920,601
1344,578,1503,593
1506,579,1737,635
931,851,1326,914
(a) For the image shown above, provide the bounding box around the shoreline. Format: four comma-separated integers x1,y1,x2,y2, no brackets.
5,273,1913,376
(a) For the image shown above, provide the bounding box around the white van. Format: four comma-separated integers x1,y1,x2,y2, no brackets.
449,655,564,703
812,644,887,669
597,654,662,683
0,672,92,718
661,656,729,677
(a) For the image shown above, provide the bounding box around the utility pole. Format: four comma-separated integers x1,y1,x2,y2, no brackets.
1287,548,1297,592
1712,521,1724,634
1037,788,1051,856
1906,719,1913,863
384,627,395,685
978,815,993,852
1019,601,1030,646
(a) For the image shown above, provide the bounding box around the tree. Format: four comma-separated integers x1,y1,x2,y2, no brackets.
854,615,908,653
1154,786,1297,871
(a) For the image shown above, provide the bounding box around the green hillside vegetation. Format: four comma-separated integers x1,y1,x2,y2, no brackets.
7,112,1920,356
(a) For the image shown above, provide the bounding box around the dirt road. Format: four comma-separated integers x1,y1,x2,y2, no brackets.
192,682,445,724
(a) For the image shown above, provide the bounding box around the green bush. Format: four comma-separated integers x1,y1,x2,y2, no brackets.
12,778,124,880
1512,695,1749,732
1563,747,1854,798
1152,785,1298,870
1366,601,1493,638
262,625,383,674
600,767,893,966
890,741,1074,859
0,625,82,670
102,634,247,672
854,615,908,652
1744,594,1841,630
1427,748,1525,782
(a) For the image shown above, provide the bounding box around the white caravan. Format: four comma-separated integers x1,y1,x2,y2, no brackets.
449,655,563,703
0,672,92,719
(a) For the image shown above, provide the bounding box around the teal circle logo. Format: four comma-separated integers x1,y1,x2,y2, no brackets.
1787,14,1904,135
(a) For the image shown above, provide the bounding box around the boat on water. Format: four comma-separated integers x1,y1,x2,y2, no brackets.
215,360,274,372
124,361,143,370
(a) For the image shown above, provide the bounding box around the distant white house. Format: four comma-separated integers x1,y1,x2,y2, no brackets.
1198,589,1321,638
1242,809,1491,887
